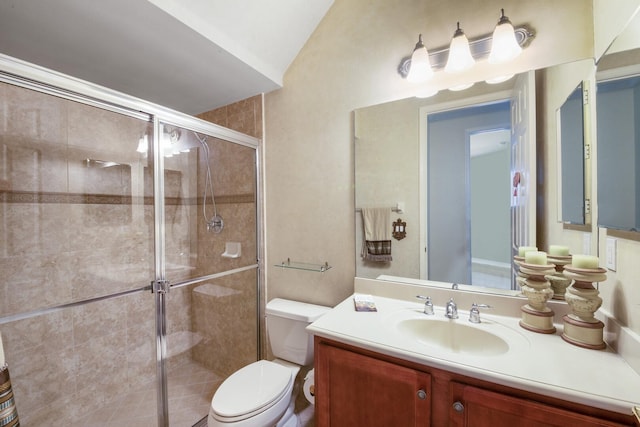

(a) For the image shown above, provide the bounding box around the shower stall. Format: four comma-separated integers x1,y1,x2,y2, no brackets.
0,56,261,426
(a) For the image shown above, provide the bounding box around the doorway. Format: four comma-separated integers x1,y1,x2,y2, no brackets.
424,101,512,288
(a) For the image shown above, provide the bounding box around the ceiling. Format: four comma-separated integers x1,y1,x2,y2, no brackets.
0,0,333,115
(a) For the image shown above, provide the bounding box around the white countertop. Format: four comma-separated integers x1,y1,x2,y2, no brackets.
308,291,640,416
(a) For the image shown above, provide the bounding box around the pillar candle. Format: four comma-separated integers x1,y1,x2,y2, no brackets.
518,246,538,257
572,254,599,269
525,251,548,265
549,245,570,256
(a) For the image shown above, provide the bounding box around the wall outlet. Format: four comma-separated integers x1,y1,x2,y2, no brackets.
606,238,617,271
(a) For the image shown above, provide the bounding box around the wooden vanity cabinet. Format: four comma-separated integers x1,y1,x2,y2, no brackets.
315,338,432,426
449,382,629,427
314,337,635,427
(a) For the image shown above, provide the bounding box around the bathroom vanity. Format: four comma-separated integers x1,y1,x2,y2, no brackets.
308,278,640,426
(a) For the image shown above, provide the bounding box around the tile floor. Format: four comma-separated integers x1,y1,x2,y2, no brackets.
71,359,316,427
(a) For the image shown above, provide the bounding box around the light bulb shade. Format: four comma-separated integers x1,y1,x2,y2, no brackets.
407,35,433,83
136,135,148,153
486,74,515,84
488,13,522,64
449,82,474,91
445,31,475,73
415,86,439,98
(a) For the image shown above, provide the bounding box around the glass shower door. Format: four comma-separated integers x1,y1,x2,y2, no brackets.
0,67,261,427
0,79,159,425
157,123,260,426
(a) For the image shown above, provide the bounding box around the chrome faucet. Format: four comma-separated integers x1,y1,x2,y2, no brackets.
445,298,458,319
416,295,434,315
468,303,492,323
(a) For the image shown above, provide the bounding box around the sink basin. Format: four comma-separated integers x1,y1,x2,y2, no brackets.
396,318,510,356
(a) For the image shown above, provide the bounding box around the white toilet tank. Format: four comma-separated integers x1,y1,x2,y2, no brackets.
266,298,331,366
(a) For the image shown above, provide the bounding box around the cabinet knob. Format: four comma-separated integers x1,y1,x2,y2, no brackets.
416,389,427,400
452,401,465,413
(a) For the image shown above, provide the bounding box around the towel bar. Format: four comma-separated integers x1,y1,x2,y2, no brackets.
355,205,403,214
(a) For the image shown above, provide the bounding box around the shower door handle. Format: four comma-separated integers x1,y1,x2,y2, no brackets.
152,279,170,294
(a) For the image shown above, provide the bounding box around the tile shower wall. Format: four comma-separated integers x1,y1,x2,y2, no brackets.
197,94,263,140
194,94,264,365
0,80,260,426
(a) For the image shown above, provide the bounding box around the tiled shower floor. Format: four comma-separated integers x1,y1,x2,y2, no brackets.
76,359,221,427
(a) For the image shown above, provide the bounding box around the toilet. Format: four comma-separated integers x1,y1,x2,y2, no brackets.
208,298,331,427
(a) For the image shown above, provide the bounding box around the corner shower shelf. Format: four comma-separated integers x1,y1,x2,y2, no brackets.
275,259,332,272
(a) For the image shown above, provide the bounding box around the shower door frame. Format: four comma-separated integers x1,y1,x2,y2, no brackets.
0,53,264,427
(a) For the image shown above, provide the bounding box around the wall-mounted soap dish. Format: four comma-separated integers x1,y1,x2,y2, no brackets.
222,242,241,258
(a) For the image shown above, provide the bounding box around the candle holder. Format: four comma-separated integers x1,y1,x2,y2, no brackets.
546,255,572,300
561,265,607,350
513,255,528,293
514,259,556,334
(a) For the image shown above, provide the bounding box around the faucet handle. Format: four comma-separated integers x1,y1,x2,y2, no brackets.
416,295,434,315
469,303,492,323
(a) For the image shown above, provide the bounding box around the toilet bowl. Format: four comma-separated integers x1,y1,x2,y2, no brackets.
208,299,330,427
208,360,299,427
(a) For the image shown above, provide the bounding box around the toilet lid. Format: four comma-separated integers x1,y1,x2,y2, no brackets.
212,360,293,419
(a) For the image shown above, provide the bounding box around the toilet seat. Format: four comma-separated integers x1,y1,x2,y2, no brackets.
211,360,294,423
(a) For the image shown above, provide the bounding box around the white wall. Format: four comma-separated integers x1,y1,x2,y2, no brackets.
263,0,630,313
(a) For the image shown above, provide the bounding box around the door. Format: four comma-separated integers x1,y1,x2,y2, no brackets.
424,101,512,286
155,122,260,426
449,382,627,427
0,73,261,427
316,340,431,427
0,79,159,425
510,71,537,267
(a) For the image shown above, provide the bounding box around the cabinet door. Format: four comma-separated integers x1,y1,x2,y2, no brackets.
316,342,431,427
449,382,630,427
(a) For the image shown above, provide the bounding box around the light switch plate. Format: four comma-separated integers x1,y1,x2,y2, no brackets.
606,238,617,271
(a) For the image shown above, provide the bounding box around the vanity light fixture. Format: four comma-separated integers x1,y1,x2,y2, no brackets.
488,9,522,64
398,9,534,85
444,22,475,73
406,34,433,83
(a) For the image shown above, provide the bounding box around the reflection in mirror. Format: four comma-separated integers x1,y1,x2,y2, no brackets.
353,6,640,297
596,68,640,231
427,102,511,289
557,83,586,225
354,79,523,293
354,61,593,296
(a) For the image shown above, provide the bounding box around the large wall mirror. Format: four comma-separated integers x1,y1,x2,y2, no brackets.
354,6,640,295
596,50,640,232
595,11,640,234
355,75,535,293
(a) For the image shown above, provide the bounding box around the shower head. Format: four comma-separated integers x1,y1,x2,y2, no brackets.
194,131,224,234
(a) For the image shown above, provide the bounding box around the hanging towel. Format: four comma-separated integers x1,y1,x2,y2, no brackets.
361,207,393,262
